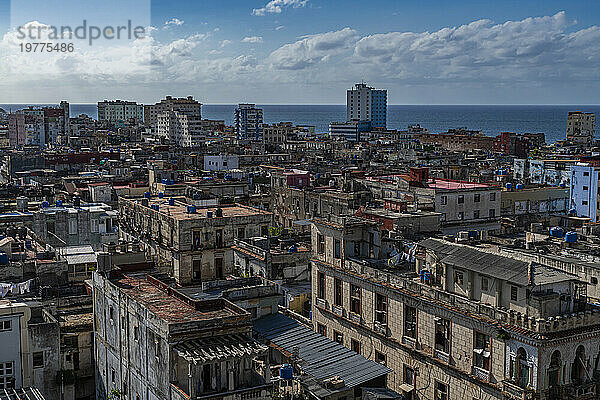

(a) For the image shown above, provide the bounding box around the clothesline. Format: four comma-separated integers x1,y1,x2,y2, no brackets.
0,279,33,298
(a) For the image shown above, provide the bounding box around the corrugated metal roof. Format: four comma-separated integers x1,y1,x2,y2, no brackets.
174,333,267,364
253,313,390,389
418,238,578,286
65,253,97,265
0,387,46,400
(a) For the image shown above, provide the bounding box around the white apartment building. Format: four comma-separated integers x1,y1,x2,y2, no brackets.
203,154,239,171
97,100,144,123
347,83,387,128
569,163,600,221
157,111,205,147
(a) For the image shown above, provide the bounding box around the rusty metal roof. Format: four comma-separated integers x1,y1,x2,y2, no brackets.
174,333,267,364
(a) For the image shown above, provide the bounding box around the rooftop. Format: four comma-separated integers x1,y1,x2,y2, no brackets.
129,198,272,221
113,274,243,324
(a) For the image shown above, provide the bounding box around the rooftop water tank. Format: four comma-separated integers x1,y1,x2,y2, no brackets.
41,201,49,208
168,198,175,206
56,200,63,207
505,183,513,190
280,364,293,380
516,183,524,190
550,227,563,238
0,252,7,265
565,231,578,243
158,192,164,198
144,192,151,199
187,205,197,214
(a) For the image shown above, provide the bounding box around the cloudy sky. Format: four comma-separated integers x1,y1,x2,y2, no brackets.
1,0,600,104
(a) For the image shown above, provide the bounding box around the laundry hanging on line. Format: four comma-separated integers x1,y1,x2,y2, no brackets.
0,279,33,298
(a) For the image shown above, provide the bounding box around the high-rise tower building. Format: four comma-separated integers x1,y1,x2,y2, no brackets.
346,83,387,129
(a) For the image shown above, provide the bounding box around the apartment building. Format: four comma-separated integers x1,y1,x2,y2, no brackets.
157,110,205,147
310,217,600,400
144,96,201,127
93,269,272,400
234,104,263,140
329,120,372,142
569,163,600,221
118,196,273,285
0,300,60,399
363,168,501,235
566,112,595,145
347,83,387,129
32,202,118,250
97,100,144,123
262,122,294,145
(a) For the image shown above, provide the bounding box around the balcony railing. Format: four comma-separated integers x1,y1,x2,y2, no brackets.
315,297,327,309
502,380,534,400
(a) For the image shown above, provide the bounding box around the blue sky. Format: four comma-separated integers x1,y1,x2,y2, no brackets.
1,0,600,104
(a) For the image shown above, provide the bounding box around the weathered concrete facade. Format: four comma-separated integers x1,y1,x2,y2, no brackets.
119,197,273,285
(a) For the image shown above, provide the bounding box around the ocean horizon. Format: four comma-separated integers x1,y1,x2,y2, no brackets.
2,104,600,144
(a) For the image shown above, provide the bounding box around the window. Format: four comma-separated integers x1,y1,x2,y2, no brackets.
458,212,464,220
350,284,361,315
111,368,115,383
404,306,417,339
455,271,464,286
317,323,327,336
592,277,598,285
481,277,489,291
333,330,344,344
473,210,480,219
473,332,491,371
155,337,161,360
134,325,139,341
584,171,590,177
440,213,446,222
351,339,361,354
404,365,415,385
490,192,496,202
458,195,464,204
334,278,343,306
237,227,245,239
317,233,325,254
441,196,447,206
261,225,268,236
0,320,11,331
317,272,326,300
334,239,341,259
582,200,588,206
489,209,496,218
511,286,518,301
583,186,589,191
68,219,77,235
375,293,387,325
434,318,451,354
109,306,114,321
474,193,481,203
33,352,44,368
435,381,448,400
375,350,386,365
0,362,14,390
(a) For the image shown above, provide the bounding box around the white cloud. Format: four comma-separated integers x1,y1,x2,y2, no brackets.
220,39,232,48
269,27,358,70
275,25,285,31
164,18,184,28
252,0,308,16
351,12,600,83
242,36,263,43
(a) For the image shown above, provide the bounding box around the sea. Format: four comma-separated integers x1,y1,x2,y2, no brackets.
2,104,600,144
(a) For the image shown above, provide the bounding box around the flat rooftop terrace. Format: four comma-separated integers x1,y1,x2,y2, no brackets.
113,274,242,324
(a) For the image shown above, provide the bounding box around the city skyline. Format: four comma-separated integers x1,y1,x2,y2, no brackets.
1,0,600,104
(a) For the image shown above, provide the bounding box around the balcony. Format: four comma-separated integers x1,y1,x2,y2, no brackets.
433,349,450,364
348,311,362,324
315,297,327,309
373,321,389,336
331,304,345,317
472,366,490,381
502,380,534,400
195,384,274,400
563,381,597,400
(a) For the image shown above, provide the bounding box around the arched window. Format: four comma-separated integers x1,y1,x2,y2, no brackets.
571,346,587,384
512,347,530,388
548,350,562,387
